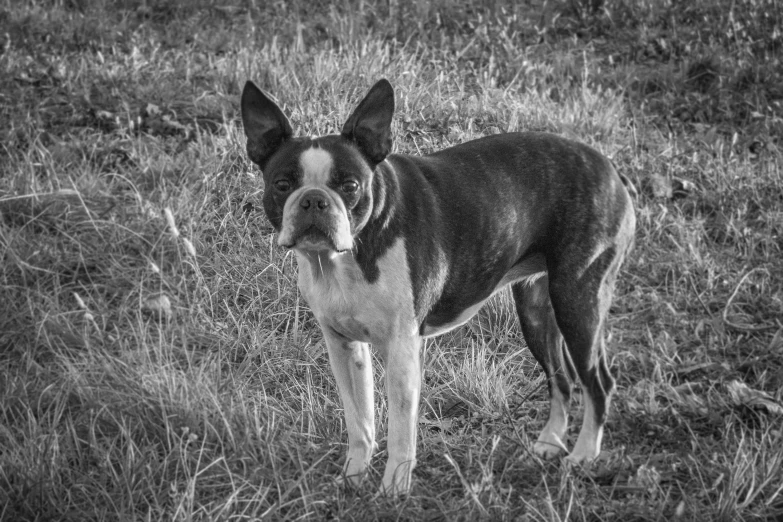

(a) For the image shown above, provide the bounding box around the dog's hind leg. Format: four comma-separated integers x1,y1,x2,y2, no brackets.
547,245,624,464
512,277,576,459
323,328,376,484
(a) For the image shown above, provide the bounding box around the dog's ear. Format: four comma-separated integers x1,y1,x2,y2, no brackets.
341,79,394,165
241,81,293,170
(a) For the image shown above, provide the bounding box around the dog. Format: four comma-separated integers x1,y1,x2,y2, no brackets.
240,78,636,495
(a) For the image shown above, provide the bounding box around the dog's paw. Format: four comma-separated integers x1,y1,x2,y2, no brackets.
533,441,565,459
565,432,601,465
533,433,568,459
379,479,410,497
380,461,413,496
343,445,374,483
563,449,599,466
343,461,369,486
336,467,368,490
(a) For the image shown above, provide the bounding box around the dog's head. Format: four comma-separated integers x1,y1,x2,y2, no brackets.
241,79,394,254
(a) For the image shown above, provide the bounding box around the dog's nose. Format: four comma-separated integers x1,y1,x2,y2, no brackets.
300,190,330,211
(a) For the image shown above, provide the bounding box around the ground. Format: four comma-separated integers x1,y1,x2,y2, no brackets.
0,0,781,520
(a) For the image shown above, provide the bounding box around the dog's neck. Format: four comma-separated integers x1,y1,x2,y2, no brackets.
350,159,404,283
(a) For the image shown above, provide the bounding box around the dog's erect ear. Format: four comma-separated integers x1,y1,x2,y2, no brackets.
241,81,293,169
341,79,395,165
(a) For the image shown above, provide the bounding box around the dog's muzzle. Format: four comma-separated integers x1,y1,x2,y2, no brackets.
279,188,353,252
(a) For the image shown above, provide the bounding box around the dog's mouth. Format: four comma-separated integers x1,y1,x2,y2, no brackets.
284,226,347,253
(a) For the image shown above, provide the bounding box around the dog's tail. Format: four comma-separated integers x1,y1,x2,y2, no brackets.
608,157,638,199
619,172,638,198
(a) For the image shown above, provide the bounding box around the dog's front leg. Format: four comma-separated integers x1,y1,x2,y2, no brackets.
379,333,422,495
323,327,376,485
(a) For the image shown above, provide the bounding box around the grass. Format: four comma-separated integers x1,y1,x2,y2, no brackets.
1,0,782,519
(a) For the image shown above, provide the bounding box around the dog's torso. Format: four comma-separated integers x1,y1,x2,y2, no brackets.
297,132,633,342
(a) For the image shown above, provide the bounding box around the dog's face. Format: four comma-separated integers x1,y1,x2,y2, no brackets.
241,80,395,253
259,137,373,253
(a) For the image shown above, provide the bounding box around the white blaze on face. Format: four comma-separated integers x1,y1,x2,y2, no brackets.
278,146,353,251
300,147,333,187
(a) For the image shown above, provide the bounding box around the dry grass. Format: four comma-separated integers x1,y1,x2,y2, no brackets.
1,0,781,520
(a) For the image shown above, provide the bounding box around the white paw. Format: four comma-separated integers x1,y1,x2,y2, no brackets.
566,430,602,465
533,441,566,459
336,461,367,488
533,432,568,459
564,449,599,466
343,451,372,485
380,460,413,496
341,468,366,486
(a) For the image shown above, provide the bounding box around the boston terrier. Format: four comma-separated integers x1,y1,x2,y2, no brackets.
240,78,636,495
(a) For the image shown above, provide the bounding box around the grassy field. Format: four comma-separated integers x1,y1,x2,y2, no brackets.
1,0,782,519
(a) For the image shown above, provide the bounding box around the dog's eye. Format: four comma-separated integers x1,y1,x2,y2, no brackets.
274,180,291,192
341,180,359,194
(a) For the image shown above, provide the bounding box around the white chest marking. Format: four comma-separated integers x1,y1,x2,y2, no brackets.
421,254,547,338
296,238,417,344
